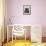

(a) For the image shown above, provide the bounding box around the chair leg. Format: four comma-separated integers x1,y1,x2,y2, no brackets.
15,36,16,43
25,31,26,43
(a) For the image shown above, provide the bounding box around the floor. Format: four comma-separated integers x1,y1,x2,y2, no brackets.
3,40,46,46
3,40,31,46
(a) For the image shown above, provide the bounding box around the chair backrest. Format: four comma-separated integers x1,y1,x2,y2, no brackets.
12,25,25,36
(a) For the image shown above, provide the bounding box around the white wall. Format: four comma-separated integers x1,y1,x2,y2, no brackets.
7,0,46,37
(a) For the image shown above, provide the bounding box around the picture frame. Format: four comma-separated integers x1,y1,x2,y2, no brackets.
23,5,31,15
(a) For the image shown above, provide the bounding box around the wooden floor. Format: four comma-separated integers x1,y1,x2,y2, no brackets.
3,40,31,46
2,37,46,46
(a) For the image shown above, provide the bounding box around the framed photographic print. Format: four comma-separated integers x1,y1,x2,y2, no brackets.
23,5,31,15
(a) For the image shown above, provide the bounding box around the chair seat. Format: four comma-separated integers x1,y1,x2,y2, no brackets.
13,31,25,36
